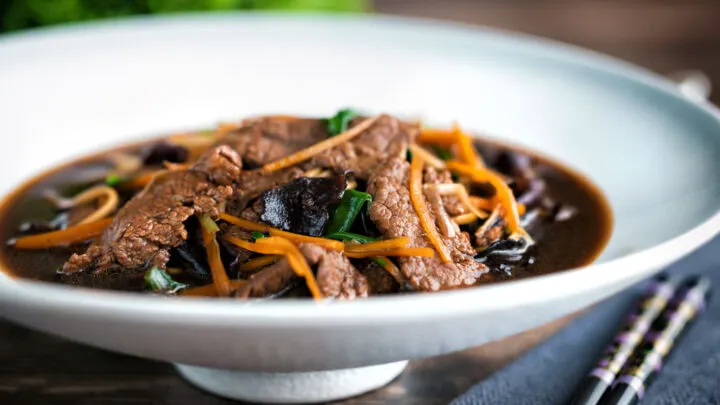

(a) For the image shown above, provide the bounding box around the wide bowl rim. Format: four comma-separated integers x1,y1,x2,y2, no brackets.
0,12,718,324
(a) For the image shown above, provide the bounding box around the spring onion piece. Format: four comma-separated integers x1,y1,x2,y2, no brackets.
105,174,124,187
326,232,378,244
431,145,453,161
251,231,266,240
145,267,188,294
325,190,373,235
328,108,359,136
373,256,406,285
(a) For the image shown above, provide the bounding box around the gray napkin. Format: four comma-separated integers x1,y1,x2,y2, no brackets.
452,237,720,405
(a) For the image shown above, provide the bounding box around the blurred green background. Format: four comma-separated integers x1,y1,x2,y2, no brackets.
0,0,369,33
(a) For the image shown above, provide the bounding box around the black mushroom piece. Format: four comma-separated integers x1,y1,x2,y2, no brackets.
258,175,347,236
141,141,189,165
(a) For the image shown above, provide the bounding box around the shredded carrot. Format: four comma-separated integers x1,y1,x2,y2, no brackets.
199,215,232,297
374,256,405,285
182,280,247,297
225,236,323,300
453,122,486,169
469,196,496,211
12,217,113,249
417,129,457,146
409,155,452,262
238,255,280,272
218,213,344,251
452,213,479,225
344,237,409,252
345,247,435,259
408,144,447,169
262,115,380,172
446,160,525,237
418,124,485,168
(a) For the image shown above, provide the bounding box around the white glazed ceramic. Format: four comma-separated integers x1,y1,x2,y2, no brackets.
1,14,720,403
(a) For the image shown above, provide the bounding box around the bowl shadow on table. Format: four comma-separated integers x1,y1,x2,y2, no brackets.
0,312,579,405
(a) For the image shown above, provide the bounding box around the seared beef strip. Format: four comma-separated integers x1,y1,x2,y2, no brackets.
219,116,329,169
233,258,297,298
308,115,418,179
367,158,489,291
61,146,240,276
300,243,368,300
358,261,399,295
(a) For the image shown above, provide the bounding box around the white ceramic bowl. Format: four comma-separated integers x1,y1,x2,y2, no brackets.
1,14,720,403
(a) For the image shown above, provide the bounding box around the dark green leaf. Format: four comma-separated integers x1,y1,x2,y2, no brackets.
327,108,359,136
325,190,372,235
371,257,387,267
251,231,266,240
145,267,188,294
431,145,453,161
406,148,413,162
326,231,378,244
105,174,123,187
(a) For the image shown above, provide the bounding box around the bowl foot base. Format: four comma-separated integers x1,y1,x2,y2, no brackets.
175,361,408,403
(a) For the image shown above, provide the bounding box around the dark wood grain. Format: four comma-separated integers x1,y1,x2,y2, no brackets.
2,1,720,404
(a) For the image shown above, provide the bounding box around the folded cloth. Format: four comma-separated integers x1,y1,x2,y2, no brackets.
452,237,720,405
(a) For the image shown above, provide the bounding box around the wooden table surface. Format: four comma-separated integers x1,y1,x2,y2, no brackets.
2,1,720,404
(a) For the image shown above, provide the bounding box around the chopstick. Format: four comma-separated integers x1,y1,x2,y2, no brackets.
568,274,712,405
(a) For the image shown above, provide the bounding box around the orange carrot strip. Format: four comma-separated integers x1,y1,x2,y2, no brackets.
219,213,344,251
344,247,435,259
226,236,323,300
238,255,281,272
199,215,232,297
344,237,409,252
447,160,524,236
182,280,247,297
408,144,447,169
452,213,479,225
12,217,113,249
262,116,380,172
469,196,496,211
453,122,486,169
417,129,457,146
409,155,452,262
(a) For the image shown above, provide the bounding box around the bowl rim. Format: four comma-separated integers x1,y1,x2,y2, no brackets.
1,12,719,324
